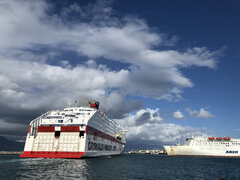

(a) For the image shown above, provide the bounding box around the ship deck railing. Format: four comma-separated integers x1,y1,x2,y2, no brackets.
29,111,51,137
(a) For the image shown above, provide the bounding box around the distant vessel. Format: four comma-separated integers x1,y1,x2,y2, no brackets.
20,100,127,158
164,136,240,157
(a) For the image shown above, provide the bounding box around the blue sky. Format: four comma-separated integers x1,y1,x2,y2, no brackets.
0,0,240,146
116,0,240,137
120,0,240,137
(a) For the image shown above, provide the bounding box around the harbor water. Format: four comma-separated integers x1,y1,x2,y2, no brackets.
1,154,240,179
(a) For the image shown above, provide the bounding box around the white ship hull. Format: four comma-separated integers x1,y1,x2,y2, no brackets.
164,136,240,157
20,102,126,158
164,145,240,157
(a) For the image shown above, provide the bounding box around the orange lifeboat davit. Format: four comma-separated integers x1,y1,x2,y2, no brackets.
216,137,223,140
224,137,231,140
208,137,215,140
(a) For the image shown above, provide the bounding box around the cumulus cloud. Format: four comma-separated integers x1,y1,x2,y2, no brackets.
0,0,219,100
186,108,214,118
0,58,133,116
173,110,185,120
116,108,205,144
0,0,218,141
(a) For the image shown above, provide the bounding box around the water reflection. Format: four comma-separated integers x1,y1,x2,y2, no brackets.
17,158,93,180
2,154,238,180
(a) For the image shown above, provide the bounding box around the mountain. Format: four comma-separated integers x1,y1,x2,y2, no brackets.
0,136,24,151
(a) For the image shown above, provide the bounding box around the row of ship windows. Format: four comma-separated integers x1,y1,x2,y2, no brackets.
75,113,90,115
92,118,114,133
58,120,73,123
46,113,90,119
45,114,118,135
192,142,240,146
64,109,93,112
193,141,240,145
46,116,62,119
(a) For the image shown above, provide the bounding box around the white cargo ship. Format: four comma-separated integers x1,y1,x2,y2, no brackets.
20,100,126,158
164,136,240,157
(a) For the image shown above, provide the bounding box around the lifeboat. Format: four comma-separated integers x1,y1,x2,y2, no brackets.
216,137,223,140
208,137,215,140
224,137,231,140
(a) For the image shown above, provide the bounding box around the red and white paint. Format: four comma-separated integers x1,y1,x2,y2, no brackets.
20,103,126,159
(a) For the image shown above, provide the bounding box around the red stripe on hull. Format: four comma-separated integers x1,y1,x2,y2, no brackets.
61,126,79,132
38,126,55,132
86,126,125,145
37,126,81,132
19,151,84,158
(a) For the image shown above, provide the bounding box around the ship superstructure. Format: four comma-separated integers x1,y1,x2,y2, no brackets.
164,136,240,157
20,101,126,158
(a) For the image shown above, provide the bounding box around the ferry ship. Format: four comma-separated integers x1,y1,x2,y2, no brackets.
20,100,127,158
163,136,240,157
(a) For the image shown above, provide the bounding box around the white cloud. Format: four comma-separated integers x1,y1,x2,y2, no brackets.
0,0,218,140
116,108,205,143
0,57,143,124
186,108,214,118
85,60,97,69
0,0,219,100
59,60,72,69
0,58,128,110
173,110,185,120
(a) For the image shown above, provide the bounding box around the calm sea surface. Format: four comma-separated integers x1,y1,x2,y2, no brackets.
0,154,240,180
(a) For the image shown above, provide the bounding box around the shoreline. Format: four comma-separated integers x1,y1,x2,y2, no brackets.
0,151,22,155
125,149,166,154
